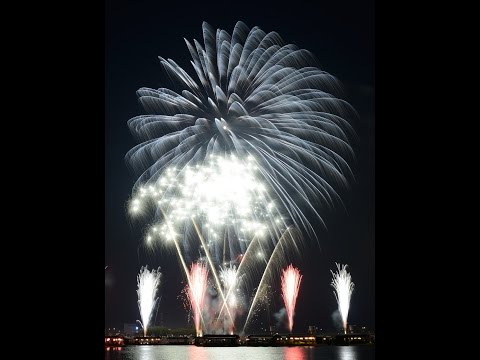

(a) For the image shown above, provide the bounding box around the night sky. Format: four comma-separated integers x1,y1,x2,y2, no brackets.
105,0,374,333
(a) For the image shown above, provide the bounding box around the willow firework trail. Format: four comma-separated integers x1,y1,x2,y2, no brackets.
137,266,162,337
331,263,354,334
281,264,302,333
126,21,357,239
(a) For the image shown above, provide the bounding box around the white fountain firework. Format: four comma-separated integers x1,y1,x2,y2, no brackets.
330,263,354,334
219,265,243,334
137,266,162,336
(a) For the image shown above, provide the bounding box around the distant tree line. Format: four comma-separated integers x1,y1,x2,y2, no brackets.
146,326,195,336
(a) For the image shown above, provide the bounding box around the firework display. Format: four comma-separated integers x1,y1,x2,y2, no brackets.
126,21,357,335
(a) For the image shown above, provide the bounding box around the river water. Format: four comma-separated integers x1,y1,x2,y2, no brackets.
105,345,374,360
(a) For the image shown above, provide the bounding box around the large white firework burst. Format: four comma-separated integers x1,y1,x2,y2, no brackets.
126,21,357,241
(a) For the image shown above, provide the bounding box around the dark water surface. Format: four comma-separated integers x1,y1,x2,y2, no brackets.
105,345,375,360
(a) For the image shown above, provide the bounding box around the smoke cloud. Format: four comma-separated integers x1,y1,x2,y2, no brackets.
274,307,287,329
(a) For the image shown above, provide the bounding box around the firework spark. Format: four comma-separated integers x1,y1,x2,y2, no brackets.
130,155,284,257
187,262,209,336
137,266,162,337
281,265,302,333
331,263,354,334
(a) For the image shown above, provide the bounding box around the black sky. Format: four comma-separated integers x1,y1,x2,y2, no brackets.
105,0,374,333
